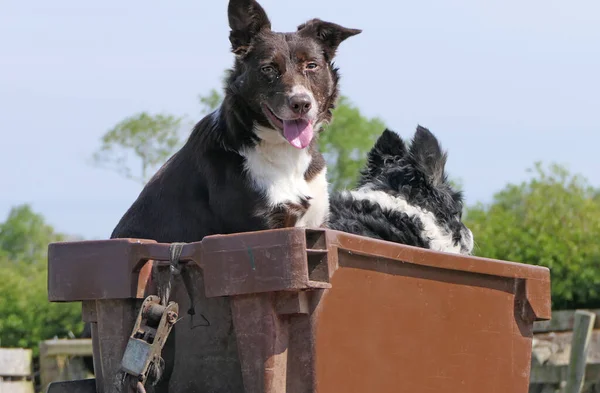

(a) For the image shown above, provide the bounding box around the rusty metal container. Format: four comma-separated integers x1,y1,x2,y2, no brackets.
47,228,551,393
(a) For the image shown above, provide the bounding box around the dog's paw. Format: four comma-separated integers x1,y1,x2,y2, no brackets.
269,198,311,228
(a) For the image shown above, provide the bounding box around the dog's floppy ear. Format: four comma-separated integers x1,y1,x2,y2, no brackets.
409,125,448,186
358,129,406,186
297,19,361,60
228,0,271,56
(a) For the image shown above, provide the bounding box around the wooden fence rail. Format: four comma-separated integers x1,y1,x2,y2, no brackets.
39,339,93,393
531,309,600,393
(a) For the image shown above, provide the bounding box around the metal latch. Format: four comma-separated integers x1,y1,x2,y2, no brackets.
120,295,178,385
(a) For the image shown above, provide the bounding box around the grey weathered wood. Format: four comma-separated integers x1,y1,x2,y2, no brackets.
0,348,32,377
540,385,559,393
39,339,94,393
565,310,596,393
39,339,93,357
0,380,34,393
529,384,560,393
533,330,600,368
0,348,33,393
530,364,600,384
534,309,600,333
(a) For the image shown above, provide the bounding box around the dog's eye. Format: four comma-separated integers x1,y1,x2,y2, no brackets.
305,62,318,70
261,65,275,74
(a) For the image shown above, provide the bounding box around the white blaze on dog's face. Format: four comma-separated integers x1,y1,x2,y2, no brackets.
227,0,361,149
356,127,474,255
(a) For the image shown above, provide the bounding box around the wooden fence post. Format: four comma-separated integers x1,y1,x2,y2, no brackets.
564,310,596,393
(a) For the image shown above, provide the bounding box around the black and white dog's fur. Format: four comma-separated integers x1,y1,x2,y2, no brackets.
329,126,474,255
110,0,360,241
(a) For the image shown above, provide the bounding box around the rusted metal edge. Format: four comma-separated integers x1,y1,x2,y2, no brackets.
48,227,551,321
325,230,549,280
48,228,332,302
325,230,552,321
46,378,97,393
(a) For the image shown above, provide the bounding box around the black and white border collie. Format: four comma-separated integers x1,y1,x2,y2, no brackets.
328,126,474,255
82,0,361,380
110,0,361,242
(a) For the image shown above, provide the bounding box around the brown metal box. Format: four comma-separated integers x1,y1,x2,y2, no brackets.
47,228,551,393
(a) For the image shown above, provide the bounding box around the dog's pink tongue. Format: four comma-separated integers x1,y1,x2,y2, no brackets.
283,119,314,149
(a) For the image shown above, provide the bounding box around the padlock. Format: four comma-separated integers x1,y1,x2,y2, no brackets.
121,337,154,377
120,295,179,384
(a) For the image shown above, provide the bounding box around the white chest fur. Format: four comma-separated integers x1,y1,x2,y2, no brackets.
240,125,329,228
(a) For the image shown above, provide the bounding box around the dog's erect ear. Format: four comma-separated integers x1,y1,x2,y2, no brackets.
410,125,448,186
373,129,407,158
358,129,406,186
228,0,271,56
297,19,361,59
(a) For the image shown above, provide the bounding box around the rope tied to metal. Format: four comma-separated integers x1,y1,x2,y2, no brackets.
158,242,198,328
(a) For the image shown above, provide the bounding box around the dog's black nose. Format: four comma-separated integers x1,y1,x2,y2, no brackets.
289,94,312,115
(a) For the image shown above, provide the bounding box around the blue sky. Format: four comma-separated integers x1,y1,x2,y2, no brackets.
1,0,599,239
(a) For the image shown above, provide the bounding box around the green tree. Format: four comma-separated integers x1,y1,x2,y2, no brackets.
320,97,386,190
92,112,185,184
199,89,223,115
198,70,228,115
0,205,65,263
465,162,600,310
0,205,83,352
